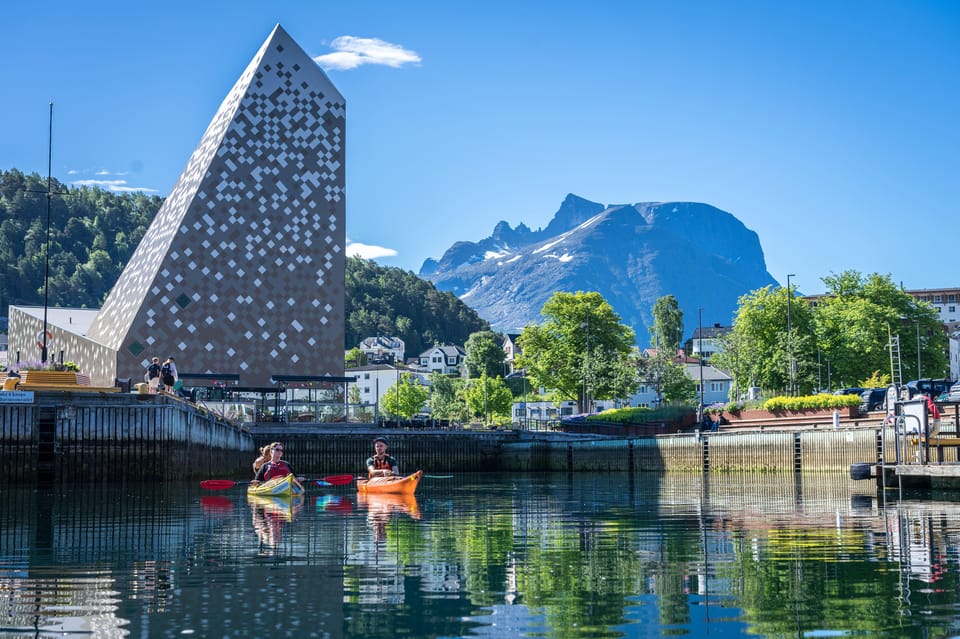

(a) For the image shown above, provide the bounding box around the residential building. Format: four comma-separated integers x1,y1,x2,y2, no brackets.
346,364,429,408
690,323,731,363
628,353,733,407
948,321,960,382
803,287,960,325
358,335,404,365
418,345,466,375
502,333,522,373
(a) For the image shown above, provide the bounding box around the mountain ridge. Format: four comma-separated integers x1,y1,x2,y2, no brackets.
419,194,778,342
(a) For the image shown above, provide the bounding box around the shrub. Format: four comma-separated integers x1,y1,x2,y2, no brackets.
585,405,689,424
762,393,859,412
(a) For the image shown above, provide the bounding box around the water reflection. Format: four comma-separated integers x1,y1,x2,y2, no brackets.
0,475,959,637
357,492,421,542
247,493,305,549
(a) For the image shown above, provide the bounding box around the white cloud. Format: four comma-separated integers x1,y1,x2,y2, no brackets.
71,178,158,193
314,36,421,71
346,240,398,260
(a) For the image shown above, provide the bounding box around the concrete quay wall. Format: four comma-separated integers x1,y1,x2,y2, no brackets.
500,428,883,473
1,393,251,483
2,394,892,483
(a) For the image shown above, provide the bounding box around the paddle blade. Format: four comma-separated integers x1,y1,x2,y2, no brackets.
200,479,237,490
321,474,355,486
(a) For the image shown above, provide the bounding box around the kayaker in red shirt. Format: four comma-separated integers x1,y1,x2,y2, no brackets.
252,442,303,490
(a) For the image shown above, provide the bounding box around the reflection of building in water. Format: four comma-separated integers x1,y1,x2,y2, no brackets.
885,507,949,584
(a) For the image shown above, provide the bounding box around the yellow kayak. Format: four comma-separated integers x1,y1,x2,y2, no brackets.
247,474,303,497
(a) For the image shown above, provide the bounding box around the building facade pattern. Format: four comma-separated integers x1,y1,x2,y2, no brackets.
81,25,345,386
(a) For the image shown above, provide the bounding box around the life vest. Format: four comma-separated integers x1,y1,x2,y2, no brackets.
262,461,292,481
371,454,394,470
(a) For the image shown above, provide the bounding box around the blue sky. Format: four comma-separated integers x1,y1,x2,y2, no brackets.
2,1,958,299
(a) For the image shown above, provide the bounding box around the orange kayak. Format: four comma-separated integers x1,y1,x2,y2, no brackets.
357,470,422,495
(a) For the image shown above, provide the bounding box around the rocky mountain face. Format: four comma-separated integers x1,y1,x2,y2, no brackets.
419,194,778,343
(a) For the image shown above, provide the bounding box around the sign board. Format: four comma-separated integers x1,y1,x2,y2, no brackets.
0,391,35,404
885,385,899,416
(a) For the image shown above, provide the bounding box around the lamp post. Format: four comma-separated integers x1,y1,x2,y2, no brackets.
698,308,704,419
522,369,527,430
40,102,54,363
916,317,922,379
786,273,796,396
580,319,591,414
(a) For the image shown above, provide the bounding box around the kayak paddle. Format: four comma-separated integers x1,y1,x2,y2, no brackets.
201,474,354,490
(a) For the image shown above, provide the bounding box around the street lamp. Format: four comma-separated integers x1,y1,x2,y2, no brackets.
580,319,591,414
698,308,704,418
916,317,922,379
786,273,796,396
40,103,55,363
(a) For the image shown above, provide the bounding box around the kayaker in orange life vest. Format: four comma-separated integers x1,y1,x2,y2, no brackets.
252,442,304,490
366,437,400,478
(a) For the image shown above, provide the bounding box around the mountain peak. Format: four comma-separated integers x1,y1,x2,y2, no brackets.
542,194,606,237
420,195,777,341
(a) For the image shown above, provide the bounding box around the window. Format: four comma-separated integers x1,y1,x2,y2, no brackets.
363,373,370,380
364,387,370,393
950,306,956,313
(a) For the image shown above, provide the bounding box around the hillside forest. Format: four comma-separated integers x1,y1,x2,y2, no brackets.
0,169,488,355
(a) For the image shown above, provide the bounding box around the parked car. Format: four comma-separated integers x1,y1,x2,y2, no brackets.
945,382,960,403
833,387,865,396
859,388,887,414
904,378,954,400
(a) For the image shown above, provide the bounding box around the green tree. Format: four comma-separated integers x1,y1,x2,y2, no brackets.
712,284,817,396
427,372,470,423
343,256,489,356
380,372,429,420
344,347,366,367
516,291,637,413
640,349,696,405
463,373,513,423
464,330,506,378
814,271,946,386
651,295,684,351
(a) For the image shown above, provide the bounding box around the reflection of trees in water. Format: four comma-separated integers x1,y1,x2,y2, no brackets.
4,474,960,637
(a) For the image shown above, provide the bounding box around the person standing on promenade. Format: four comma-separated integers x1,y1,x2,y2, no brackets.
160,357,178,393
366,437,400,478
145,357,161,393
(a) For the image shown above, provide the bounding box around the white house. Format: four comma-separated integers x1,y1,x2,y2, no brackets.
358,335,404,365
690,323,731,363
627,359,733,408
418,345,466,375
502,333,522,373
346,364,429,408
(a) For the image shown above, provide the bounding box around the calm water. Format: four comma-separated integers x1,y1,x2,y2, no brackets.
2,472,960,638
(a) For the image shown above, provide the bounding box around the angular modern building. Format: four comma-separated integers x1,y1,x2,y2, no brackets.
9,24,346,387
